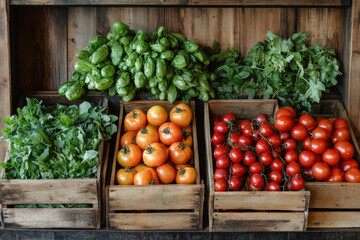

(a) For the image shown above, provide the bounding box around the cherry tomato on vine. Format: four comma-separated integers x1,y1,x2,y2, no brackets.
214,168,229,181
214,121,229,134
271,159,285,171
270,170,283,183
268,134,282,148
291,176,305,190
215,179,228,191
231,163,246,177
256,139,270,154
229,148,243,163
249,162,263,174
256,113,269,124
243,151,257,166
259,123,274,138
229,176,244,191
286,162,301,177
284,139,297,151
242,125,253,136
211,132,226,145
222,113,236,123
251,132,261,143
266,181,281,191
213,145,229,159
260,152,273,166
238,120,252,131
238,135,253,150
279,132,291,142
251,174,264,188
285,150,298,163
216,155,231,169
228,133,241,147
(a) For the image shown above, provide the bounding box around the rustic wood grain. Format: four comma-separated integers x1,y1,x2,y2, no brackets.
0,0,11,164
308,211,360,228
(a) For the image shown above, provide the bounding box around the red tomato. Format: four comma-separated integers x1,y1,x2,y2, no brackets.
256,139,270,154
322,149,341,166
229,176,244,191
238,120,252,131
213,145,229,159
249,162,263,174
340,159,359,172
214,121,229,134
229,148,243,163
251,174,264,188
248,183,263,191
311,139,328,155
231,163,246,177
299,115,317,131
215,179,228,191
286,162,301,177
222,113,236,123
243,151,257,166
279,132,291,142
334,141,354,160
312,162,331,180
260,152,273,166
268,134,282,148
211,132,226,145
332,128,350,142
228,133,241,147
216,155,231,169
266,181,281,191
327,168,344,182
284,139,297,151
291,124,308,141
276,108,293,119
270,170,283,183
333,118,348,129
275,116,295,132
303,167,313,178
242,125,253,136
270,150,280,159
256,113,269,124
285,150,298,163
259,123,274,138
238,135,253,149
291,176,305,190
282,107,296,118
345,168,360,182
214,168,229,181
251,132,261,143
302,135,312,151
271,159,285,171
317,119,333,135
299,150,316,168
312,127,330,140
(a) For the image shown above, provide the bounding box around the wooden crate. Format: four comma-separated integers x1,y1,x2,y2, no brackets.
204,99,311,232
304,100,360,229
106,100,204,231
0,92,108,229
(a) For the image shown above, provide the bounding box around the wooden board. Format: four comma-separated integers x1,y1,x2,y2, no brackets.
308,211,360,228
108,212,200,230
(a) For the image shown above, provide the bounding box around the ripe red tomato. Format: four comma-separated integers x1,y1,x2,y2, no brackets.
214,168,229,181
285,150,298,163
231,163,246,177
242,125,253,136
248,183,263,191
270,170,283,183
299,114,316,131
291,176,305,190
216,155,231,169
229,148,243,163
345,168,360,183
267,134,281,148
317,119,333,135
251,174,264,188
222,113,236,123
275,116,295,132
327,168,344,182
299,150,316,168
322,149,341,166
332,128,350,142
311,139,328,154
238,120,252,131
259,123,274,138
302,135,312,151
271,159,285,171
334,141,354,160
211,132,226,145
312,162,331,180
256,139,270,154
284,139,297,151
249,162,263,174
312,127,330,140
243,151,257,166
276,108,293,119
303,167,313,178
229,176,244,191
291,124,308,141
279,132,291,142
270,150,280,159
286,162,301,177
260,152,273,166
340,159,359,172
256,113,269,124
282,107,296,118
213,145,229,159
214,121,229,134
238,135,253,149
266,181,281,191
215,179,228,191
251,132,261,143
228,133,241,147
333,118,348,129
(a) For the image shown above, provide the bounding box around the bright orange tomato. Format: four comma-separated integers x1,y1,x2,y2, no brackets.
176,166,196,184
134,162,149,172
120,131,137,147
117,144,142,168
158,122,182,146
169,142,192,165
156,163,176,184
124,109,147,132
169,103,192,128
143,143,168,167
181,135,193,147
116,168,137,185
136,125,159,150
134,168,159,185
147,106,168,126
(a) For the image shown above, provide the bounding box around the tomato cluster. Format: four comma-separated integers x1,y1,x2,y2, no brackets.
116,103,196,185
212,107,360,192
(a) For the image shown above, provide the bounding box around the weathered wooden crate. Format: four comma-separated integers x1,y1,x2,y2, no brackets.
0,92,108,229
204,99,310,232
106,100,204,231
304,100,360,229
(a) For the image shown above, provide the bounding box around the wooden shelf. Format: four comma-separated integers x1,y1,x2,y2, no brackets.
9,0,350,7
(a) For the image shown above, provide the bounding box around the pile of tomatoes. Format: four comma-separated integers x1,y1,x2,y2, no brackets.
212,106,360,192
116,103,196,185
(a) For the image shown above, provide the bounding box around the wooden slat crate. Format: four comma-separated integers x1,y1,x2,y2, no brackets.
0,92,108,229
304,100,360,229
106,100,204,231
204,99,311,232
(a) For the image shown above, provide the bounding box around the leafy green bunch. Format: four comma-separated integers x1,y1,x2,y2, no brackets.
207,31,342,110
0,98,117,180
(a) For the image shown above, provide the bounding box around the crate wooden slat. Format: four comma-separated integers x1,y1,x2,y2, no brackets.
0,92,108,229
106,100,204,231
304,100,360,229
204,99,310,232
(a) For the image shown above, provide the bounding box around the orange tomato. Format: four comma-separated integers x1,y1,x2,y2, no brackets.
169,103,192,128
116,168,136,185
143,143,168,167
169,142,192,165
117,144,142,168
176,166,196,184
181,135,193,147
158,122,182,146
136,125,159,150
120,131,137,146
134,168,159,185
147,106,168,126
124,109,147,132
146,123,159,130
134,162,149,172
156,163,176,184
183,125,192,133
